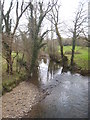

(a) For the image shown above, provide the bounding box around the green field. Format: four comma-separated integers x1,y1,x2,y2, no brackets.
58,46,88,70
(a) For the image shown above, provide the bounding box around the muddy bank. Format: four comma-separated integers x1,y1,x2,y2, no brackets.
49,55,89,77
78,69,90,76
68,66,90,76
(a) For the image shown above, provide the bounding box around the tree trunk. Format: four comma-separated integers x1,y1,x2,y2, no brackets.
10,62,13,74
60,45,64,67
30,51,38,73
6,60,9,73
55,24,64,66
16,52,19,72
70,37,76,67
70,22,77,68
9,50,13,74
30,44,38,76
10,61,13,75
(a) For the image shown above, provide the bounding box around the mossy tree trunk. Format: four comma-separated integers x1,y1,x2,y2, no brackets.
70,33,76,67
27,2,56,77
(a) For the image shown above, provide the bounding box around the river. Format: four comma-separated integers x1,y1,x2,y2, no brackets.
24,59,88,118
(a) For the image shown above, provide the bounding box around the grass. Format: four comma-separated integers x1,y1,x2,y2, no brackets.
58,46,88,70
2,72,26,94
2,53,27,95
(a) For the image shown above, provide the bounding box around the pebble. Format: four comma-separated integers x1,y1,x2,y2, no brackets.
2,81,43,118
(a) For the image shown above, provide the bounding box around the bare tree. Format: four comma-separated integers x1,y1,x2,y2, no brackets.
17,1,57,77
47,1,66,67
69,2,87,68
2,0,31,74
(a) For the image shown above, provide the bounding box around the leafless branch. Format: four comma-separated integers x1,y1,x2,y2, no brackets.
12,1,31,35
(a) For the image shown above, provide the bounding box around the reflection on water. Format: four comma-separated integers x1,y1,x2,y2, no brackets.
38,59,62,85
30,58,63,89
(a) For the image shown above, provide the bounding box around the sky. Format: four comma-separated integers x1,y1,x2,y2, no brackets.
2,0,89,38
88,1,90,35
59,0,88,37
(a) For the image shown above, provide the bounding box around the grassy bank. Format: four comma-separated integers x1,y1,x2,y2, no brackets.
2,72,26,95
2,54,26,95
58,46,88,70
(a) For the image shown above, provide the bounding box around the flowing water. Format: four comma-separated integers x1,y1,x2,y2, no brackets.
25,59,88,118
31,59,63,90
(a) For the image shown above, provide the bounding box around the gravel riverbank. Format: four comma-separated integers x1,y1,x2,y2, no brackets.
2,81,45,118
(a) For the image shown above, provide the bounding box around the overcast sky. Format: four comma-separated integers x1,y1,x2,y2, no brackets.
3,0,89,38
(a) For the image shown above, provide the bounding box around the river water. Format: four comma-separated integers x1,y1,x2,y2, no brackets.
25,59,88,118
